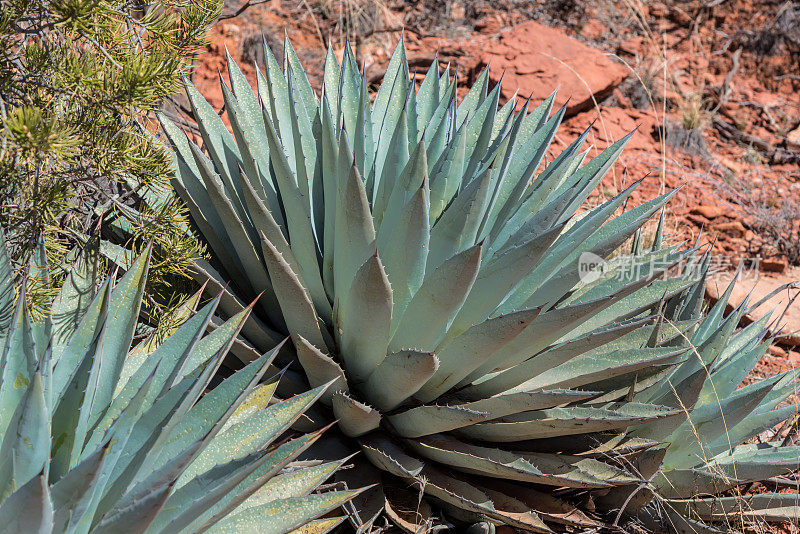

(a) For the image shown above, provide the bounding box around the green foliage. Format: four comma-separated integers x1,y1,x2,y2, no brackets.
628,273,800,527
0,226,354,533
162,37,799,531
0,0,216,319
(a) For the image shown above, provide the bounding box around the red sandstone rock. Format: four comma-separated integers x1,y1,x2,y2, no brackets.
706,267,800,350
788,126,800,146
712,221,747,238
691,206,724,219
686,214,710,227
768,344,788,357
761,258,788,273
479,21,629,116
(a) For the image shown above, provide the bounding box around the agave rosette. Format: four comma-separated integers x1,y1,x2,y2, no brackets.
158,37,798,531
0,231,357,534
621,268,800,531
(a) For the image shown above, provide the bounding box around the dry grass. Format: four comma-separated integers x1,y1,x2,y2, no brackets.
748,185,800,265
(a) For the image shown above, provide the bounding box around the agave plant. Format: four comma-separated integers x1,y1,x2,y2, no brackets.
0,230,358,533
621,269,800,532
158,37,798,531
544,248,800,531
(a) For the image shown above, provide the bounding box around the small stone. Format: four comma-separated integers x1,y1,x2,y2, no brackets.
690,206,724,219
768,345,788,357
220,23,240,38
686,214,709,227
618,36,643,56
475,16,502,34
761,258,787,273
719,156,743,175
712,221,746,238
670,7,692,25
613,88,632,108
787,126,800,146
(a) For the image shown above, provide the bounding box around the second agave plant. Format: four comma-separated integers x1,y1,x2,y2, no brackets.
0,231,358,533
159,37,799,531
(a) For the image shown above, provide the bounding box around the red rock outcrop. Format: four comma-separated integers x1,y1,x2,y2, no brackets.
480,21,629,115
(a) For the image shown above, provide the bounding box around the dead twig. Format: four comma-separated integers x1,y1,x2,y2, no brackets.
219,0,271,21
710,47,741,114
359,25,433,40
780,412,799,446
712,116,800,164
761,476,800,491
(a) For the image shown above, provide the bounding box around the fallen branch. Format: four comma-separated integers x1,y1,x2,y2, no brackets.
361,26,433,39
712,116,800,165
219,0,271,21
710,47,740,114
762,476,799,491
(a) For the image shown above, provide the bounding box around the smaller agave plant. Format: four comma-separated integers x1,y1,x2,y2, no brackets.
622,269,800,532
560,245,800,531
0,230,359,534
